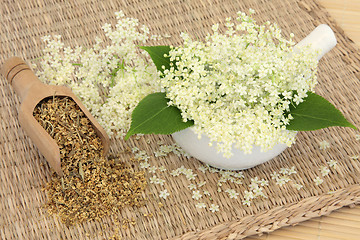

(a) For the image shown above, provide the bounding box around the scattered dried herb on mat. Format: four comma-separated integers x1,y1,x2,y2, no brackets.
33,96,147,226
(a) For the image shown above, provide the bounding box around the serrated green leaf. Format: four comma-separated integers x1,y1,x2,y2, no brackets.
286,92,356,131
140,45,171,74
125,92,194,139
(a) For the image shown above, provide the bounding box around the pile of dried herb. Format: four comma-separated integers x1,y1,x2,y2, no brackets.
33,96,147,226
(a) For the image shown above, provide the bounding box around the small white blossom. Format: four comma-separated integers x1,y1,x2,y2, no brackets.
158,166,167,172
135,152,150,161
259,179,269,186
149,176,165,185
250,177,260,184
131,147,139,153
218,177,227,183
157,140,164,145
327,160,338,169
319,140,330,150
177,166,187,174
243,190,254,200
313,176,324,185
356,134,360,141
276,175,290,186
188,184,197,190
234,179,243,185
293,183,303,190
253,187,266,198
209,167,219,173
139,161,150,169
279,168,289,175
203,190,211,196
319,166,330,176
159,189,170,199
192,190,202,200
220,171,232,178
148,166,157,173
288,166,297,175
242,199,251,206
156,178,165,186
249,182,259,190
225,189,239,199
185,172,197,181
198,165,208,173
170,169,180,176
233,172,245,179
195,202,206,209
209,204,219,212
149,176,158,184
271,171,280,180
197,181,207,187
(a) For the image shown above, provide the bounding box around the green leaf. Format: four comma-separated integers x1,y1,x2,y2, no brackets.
139,45,171,74
125,92,194,140
286,92,356,131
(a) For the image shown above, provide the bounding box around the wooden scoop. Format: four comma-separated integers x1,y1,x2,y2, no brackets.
1,57,110,176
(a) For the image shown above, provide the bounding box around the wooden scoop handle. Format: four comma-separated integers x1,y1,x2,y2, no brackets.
1,57,45,101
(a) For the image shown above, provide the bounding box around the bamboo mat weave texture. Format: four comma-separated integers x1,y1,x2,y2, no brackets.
1,0,360,239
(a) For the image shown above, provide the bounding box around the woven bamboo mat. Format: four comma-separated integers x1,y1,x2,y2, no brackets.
1,0,360,239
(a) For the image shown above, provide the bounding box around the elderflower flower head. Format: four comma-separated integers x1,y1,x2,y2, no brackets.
37,11,161,138
160,11,318,157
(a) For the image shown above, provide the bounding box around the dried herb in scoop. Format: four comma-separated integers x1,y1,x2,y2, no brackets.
33,96,147,226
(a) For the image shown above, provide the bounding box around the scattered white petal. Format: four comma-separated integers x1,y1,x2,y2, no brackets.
249,182,259,190
288,166,297,175
313,176,324,185
198,165,208,173
197,181,207,187
293,183,303,190
170,169,180,176
276,175,290,186
279,168,289,175
188,183,197,190
319,140,330,150
195,202,206,209
270,171,280,180
209,204,219,212
242,199,251,206
250,177,260,184
203,190,211,196
159,189,170,199
233,172,245,179
156,178,165,186
225,189,239,199
140,161,150,169
149,176,158,184
158,166,167,172
243,190,254,200
259,179,269,186
319,166,330,176
209,167,219,173
192,190,202,200
148,166,157,173
356,134,360,141
234,179,243,185
327,160,338,169
131,147,139,153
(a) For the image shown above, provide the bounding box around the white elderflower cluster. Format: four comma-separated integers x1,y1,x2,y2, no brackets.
161,11,318,157
37,11,161,138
